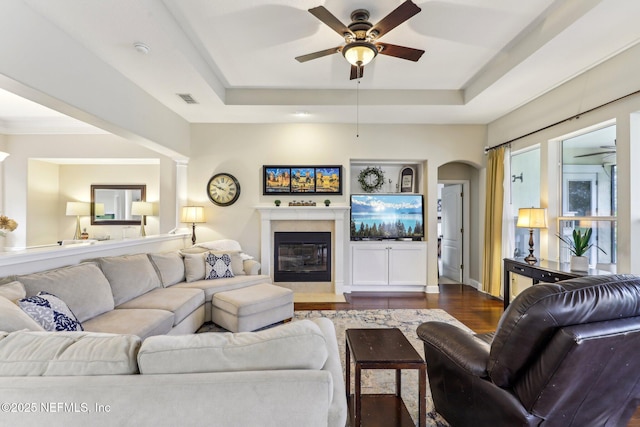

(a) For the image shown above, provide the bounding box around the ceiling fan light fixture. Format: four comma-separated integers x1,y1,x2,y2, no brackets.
342,42,377,66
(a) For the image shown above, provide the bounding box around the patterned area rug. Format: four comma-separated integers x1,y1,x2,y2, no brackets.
200,308,469,427
296,309,465,427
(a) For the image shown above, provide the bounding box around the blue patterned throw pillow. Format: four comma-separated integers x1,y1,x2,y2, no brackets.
205,253,235,280
18,292,84,332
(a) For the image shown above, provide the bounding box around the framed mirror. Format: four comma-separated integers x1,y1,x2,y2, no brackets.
91,184,146,225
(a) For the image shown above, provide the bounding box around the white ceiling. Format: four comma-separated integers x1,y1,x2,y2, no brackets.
2,0,640,132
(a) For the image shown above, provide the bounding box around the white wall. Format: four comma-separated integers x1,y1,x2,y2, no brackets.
488,43,640,274
188,123,486,287
58,164,160,242
2,133,176,248
27,159,60,245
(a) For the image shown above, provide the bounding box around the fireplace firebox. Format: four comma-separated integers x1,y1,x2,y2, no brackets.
274,232,331,282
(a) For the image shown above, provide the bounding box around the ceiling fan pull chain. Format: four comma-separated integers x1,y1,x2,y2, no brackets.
356,78,360,138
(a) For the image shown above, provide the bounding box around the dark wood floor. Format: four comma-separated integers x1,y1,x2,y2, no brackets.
294,283,640,427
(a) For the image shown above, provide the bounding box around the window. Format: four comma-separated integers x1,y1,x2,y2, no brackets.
560,124,617,270
511,147,541,258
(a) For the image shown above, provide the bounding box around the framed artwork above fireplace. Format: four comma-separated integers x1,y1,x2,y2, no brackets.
263,165,342,195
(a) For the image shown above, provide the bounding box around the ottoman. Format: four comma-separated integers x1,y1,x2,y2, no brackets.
211,283,294,332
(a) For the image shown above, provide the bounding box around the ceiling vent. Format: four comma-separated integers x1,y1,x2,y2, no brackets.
177,93,198,104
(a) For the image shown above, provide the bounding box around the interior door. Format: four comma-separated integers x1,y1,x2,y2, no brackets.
441,184,463,282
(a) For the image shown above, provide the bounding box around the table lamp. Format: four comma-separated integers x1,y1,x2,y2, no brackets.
66,201,91,240
516,207,548,264
131,201,154,237
181,206,205,246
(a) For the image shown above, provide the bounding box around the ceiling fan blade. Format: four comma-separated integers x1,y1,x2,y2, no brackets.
295,46,341,63
369,0,421,40
350,64,364,80
377,42,424,62
308,6,353,38
574,151,617,158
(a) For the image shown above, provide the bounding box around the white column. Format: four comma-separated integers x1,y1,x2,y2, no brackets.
175,160,189,230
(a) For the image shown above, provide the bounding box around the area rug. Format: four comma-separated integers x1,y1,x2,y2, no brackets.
295,309,466,427
201,308,468,426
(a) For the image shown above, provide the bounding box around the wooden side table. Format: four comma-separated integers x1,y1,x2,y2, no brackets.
345,328,426,427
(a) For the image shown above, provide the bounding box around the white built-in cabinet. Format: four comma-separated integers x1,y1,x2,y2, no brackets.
351,241,427,290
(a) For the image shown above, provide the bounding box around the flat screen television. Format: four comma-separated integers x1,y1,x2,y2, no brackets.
350,194,424,240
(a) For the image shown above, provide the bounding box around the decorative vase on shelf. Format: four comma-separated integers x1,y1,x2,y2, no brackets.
570,256,589,272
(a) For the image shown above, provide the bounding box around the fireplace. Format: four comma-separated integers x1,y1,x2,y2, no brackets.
274,232,331,282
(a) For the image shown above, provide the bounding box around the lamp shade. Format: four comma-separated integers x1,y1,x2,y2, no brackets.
131,201,154,216
343,42,377,66
181,206,205,223
66,202,90,216
517,208,548,229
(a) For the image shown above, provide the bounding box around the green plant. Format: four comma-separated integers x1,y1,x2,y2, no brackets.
274,200,281,206
556,228,606,257
324,199,330,206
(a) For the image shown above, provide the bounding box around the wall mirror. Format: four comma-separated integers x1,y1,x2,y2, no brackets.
91,184,146,225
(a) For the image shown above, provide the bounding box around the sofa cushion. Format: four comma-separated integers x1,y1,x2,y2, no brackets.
82,308,174,340
115,287,205,326
138,319,328,375
96,254,161,306
183,250,245,282
212,251,245,276
174,274,272,302
18,292,83,332
18,263,115,323
0,280,26,302
148,251,185,287
182,252,207,282
205,252,234,279
0,330,140,376
0,296,45,332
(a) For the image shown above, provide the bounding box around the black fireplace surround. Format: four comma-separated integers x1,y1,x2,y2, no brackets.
274,232,331,282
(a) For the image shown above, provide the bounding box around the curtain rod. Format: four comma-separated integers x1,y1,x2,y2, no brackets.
485,88,640,153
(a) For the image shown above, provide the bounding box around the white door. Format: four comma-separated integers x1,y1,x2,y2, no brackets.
441,184,463,282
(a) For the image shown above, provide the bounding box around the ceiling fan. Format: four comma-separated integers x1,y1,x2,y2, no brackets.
574,140,617,158
295,0,425,79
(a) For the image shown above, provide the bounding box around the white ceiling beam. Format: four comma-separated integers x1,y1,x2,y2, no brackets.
463,0,603,104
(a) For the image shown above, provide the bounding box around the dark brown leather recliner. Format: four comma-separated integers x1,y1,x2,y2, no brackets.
417,275,640,427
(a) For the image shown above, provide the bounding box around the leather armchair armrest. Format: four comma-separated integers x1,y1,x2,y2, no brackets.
417,322,490,377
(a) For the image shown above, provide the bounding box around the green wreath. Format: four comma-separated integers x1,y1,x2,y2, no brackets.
357,166,385,193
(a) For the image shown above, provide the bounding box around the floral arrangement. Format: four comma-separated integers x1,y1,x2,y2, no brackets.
0,215,18,237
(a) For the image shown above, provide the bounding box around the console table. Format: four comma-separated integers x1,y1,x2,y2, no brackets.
503,258,610,310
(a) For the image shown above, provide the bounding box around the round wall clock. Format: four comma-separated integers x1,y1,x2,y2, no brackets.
207,173,240,206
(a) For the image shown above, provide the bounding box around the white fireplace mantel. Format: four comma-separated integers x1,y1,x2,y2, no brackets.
256,206,350,294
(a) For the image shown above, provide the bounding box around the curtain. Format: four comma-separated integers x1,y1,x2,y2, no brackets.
501,146,514,290
482,146,506,296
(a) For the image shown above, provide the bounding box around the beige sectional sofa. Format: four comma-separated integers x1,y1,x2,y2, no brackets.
0,318,346,427
4,249,270,339
0,246,348,427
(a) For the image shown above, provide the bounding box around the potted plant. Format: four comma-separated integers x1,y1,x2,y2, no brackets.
274,200,281,207
324,199,331,207
556,228,606,272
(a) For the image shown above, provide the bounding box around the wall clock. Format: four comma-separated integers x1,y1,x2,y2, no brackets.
207,173,240,206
